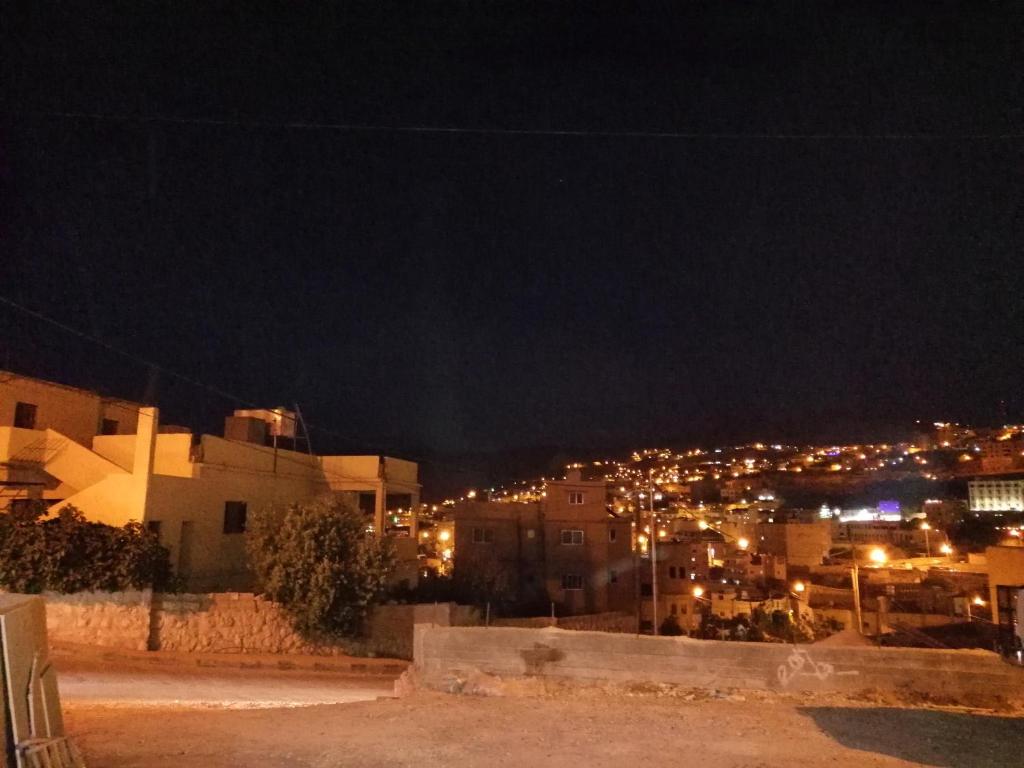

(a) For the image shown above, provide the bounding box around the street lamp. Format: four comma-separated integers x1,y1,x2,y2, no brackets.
792,581,806,594
967,595,986,623
940,542,953,556
692,585,705,598
737,537,750,550
920,521,932,557
868,547,887,565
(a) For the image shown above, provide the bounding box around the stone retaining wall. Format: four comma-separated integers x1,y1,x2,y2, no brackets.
414,625,1024,706
44,590,153,652
44,592,476,659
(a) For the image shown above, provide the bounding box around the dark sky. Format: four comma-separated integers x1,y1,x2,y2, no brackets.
2,3,1022,478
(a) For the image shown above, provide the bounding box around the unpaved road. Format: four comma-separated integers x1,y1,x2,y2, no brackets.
58,663,392,708
64,687,1024,768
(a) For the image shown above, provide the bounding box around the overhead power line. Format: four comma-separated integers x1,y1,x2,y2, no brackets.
15,109,1024,141
0,295,399,458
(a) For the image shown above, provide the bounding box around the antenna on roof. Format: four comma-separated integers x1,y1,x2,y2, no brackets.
294,403,313,456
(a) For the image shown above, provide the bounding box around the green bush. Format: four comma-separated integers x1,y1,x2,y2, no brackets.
247,497,395,639
0,503,176,593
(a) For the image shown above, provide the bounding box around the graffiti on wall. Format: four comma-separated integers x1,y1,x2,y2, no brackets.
776,647,859,687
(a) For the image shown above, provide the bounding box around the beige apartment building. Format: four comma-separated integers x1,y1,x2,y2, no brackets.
0,371,420,590
453,470,634,615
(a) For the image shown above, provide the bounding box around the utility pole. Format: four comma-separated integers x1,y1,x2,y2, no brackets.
633,496,641,635
650,469,659,636
851,561,863,634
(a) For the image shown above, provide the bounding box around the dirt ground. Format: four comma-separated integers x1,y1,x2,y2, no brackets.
66,687,1024,768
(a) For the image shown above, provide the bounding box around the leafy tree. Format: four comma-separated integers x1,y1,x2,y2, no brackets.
451,550,517,611
247,497,395,639
0,503,175,592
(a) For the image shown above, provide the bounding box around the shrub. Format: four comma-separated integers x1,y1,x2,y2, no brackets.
659,614,685,636
0,503,176,593
247,497,395,639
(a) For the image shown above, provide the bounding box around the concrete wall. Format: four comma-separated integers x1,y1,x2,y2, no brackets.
414,625,1024,705
493,611,637,634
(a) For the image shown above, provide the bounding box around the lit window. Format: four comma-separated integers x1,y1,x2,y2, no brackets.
560,529,584,545
568,492,584,505
561,573,584,590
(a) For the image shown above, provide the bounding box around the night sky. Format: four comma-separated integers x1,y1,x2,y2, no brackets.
2,3,1022,487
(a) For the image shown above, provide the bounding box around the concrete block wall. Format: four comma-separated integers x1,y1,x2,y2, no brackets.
43,590,153,651
493,612,637,633
414,625,1024,705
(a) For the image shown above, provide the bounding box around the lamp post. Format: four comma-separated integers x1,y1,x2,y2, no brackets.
852,547,887,635
920,521,931,557
851,560,863,635
649,469,659,635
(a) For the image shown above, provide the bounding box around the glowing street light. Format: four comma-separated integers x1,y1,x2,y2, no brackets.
692,586,705,598
737,537,750,550
972,595,985,606
868,547,887,565
940,543,953,556
792,581,806,593
438,529,451,543
698,520,709,530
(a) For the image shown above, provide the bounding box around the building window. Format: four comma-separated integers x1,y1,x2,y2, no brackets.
609,569,618,584
669,566,677,578
670,603,677,616
677,566,686,579
561,574,583,591
147,520,162,539
560,529,584,545
101,418,119,435
223,501,248,534
13,402,37,429
473,527,495,544
568,492,584,505
609,528,617,543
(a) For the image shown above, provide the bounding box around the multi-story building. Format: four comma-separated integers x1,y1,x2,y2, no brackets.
968,477,1024,512
756,519,832,570
978,436,1024,474
453,470,634,615
921,498,968,528
833,521,949,555
986,544,1024,649
0,371,421,591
